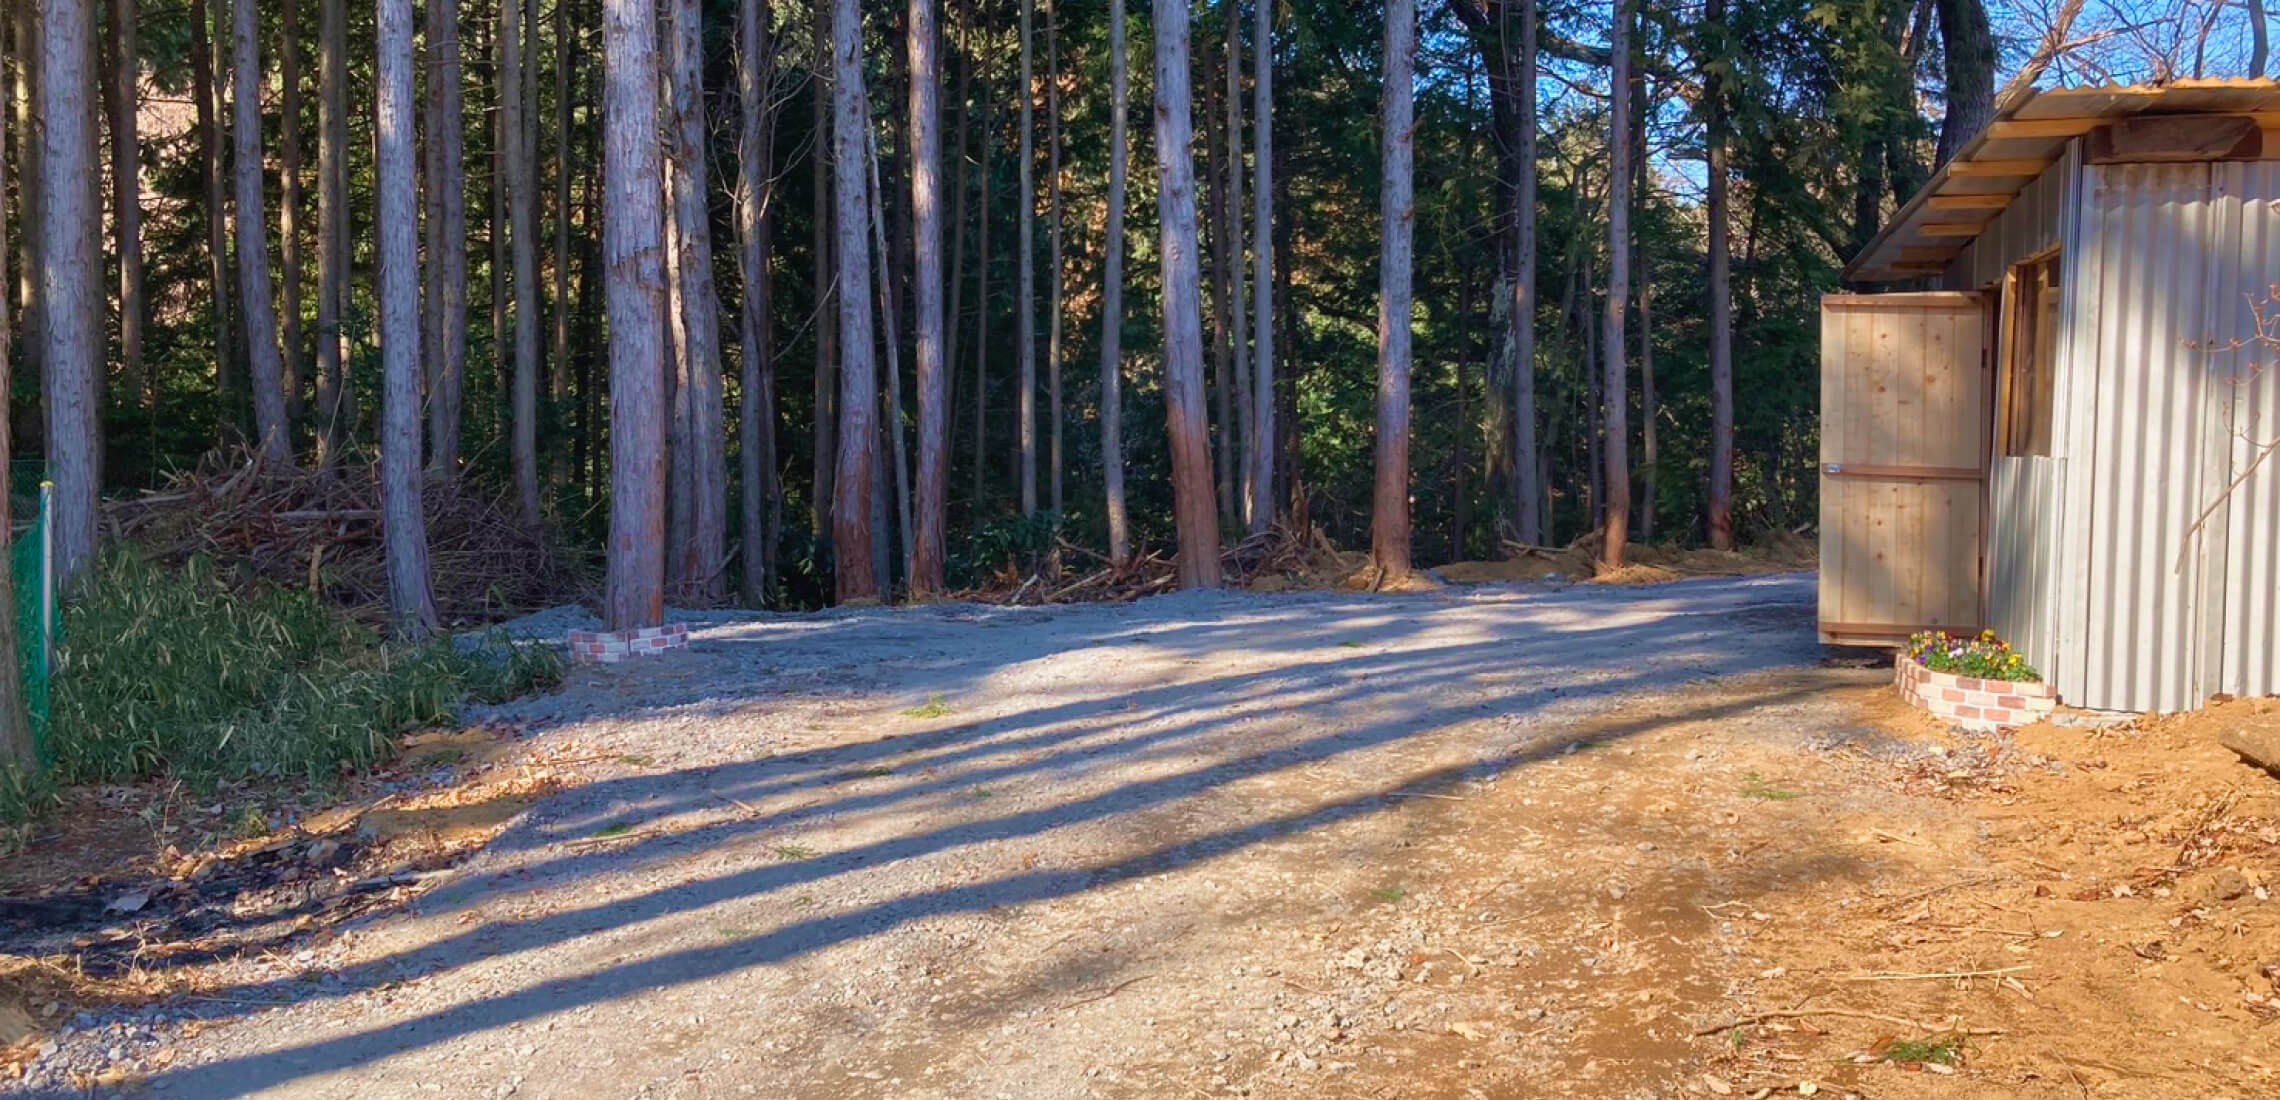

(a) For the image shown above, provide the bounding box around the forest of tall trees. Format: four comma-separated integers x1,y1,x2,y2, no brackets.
0,0,2270,630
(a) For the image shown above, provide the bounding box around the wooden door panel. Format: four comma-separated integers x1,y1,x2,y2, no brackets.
1819,293,1991,645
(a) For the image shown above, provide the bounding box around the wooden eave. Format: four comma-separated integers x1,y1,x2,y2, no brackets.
1844,79,2280,283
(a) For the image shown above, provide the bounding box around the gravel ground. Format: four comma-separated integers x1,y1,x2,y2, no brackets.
15,574,1826,1099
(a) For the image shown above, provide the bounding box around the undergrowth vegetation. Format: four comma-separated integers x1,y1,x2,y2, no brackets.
22,549,559,808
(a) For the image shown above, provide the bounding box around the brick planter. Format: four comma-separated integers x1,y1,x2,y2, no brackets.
1896,653,2056,732
567,622,691,665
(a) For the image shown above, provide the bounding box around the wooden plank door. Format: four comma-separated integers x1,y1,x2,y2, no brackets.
1818,292,1992,646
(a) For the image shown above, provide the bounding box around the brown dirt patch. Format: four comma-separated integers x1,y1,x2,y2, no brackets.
1692,693,2280,1100
0,720,569,1077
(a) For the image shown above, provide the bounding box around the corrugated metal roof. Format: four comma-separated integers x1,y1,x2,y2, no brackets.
1847,80,2280,283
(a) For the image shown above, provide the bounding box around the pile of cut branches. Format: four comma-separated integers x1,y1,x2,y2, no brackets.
959,521,1353,605
106,452,584,627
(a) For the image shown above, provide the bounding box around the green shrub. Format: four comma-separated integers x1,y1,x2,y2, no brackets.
43,548,560,790
955,511,1063,587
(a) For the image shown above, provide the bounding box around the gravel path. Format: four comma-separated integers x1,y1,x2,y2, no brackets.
22,574,1824,1099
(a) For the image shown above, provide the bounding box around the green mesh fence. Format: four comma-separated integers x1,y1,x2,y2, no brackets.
9,463,51,756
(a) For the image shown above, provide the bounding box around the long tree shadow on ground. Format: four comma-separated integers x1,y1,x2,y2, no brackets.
107,577,1847,1098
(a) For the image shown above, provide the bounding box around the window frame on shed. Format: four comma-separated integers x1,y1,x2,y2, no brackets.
1996,249,2062,458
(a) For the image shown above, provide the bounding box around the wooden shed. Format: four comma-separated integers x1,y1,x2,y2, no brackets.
1822,80,2280,714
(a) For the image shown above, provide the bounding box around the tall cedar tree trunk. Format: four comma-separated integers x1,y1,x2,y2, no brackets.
488,20,508,446
1015,0,1037,514
664,0,726,600
424,5,444,451
1370,0,1416,583
107,0,146,419
1204,21,1234,529
315,0,350,463
1219,0,1244,526
11,0,40,405
1272,148,1301,523
376,0,440,638
1045,0,1064,516
233,0,290,464
602,0,669,630
1099,0,1131,565
1512,0,1540,544
505,0,546,524
579,110,605,498
943,1,970,469
191,0,236,435
1153,0,1223,588
1453,273,1471,556
738,0,780,605
41,0,101,582
664,183,691,592
910,0,950,595
550,0,574,485
862,103,915,586
1632,63,1654,541
973,92,993,510
0,51,29,773
1454,2,1510,538
1581,248,1601,519
1601,0,1633,568
1247,0,1275,535
425,0,469,475
829,0,881,602
809,8,836,543
279,0,304,422
1705,0,1734,548
1933,0,1992,167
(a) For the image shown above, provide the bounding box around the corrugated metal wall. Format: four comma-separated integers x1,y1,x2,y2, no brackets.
1985,146,2081,678
1948,155,2074,290
2215,165,2280,703
1989,457,2063,666
2053,160,2280,713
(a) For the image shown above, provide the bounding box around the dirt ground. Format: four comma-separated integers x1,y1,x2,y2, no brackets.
2,574,2276,1099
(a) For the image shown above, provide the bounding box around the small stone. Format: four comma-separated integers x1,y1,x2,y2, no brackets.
2179,867,2252,908
2221,724,2280,777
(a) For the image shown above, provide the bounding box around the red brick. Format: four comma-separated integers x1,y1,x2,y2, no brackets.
1952,704,1981,720
1943,688,1967,703
1997,694,2025,709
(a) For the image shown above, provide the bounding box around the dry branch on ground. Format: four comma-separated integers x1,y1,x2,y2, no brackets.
105,453,584,628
